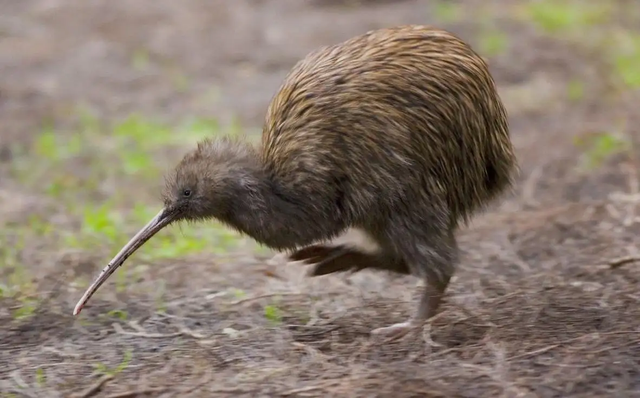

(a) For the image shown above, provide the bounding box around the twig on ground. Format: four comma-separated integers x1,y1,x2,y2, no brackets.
105,388,167,398
112,320,210,340
73,374,113,398
577,339,640,355
177,324,209,339
41,346,83,359
281,380,339,396
229,292,309,306
505,331,638,361
292,341,333,360
507,344,560,361
112,323,182,339
419,346,462,361
485,290,524,304
605,255,640,269
207,388,257,394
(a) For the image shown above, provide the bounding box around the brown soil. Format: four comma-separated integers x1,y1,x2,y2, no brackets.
1,1,639,397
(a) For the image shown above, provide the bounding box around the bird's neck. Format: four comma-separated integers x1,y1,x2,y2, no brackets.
222,170,314,251
217,159,341,251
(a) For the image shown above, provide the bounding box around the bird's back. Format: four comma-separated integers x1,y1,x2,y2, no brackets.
260,25,516,225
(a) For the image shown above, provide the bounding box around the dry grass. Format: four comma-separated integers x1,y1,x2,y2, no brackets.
1,0,639,397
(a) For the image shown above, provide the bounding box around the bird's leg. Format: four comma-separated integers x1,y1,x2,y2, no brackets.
370,206,457,342
371,274,450,341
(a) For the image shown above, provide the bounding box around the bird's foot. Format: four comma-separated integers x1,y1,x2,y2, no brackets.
370,320,422,342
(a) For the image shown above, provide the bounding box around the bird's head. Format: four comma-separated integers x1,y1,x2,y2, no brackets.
73,137,259,316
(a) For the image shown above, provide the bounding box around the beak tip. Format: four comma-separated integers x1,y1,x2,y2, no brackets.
71,208,169,317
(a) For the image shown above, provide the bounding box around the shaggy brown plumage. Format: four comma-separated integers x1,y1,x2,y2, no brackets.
74,26,517,340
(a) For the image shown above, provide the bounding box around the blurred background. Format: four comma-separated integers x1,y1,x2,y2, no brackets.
1,1,639,397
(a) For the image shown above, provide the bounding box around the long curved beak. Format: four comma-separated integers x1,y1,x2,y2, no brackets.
73,208,175,316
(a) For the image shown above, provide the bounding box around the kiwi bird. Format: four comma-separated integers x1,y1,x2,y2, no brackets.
73,25,517,341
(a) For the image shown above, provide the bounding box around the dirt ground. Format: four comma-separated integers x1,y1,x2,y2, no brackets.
1,0,639,397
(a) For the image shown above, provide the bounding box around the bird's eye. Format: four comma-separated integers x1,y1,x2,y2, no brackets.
182,189,192,197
